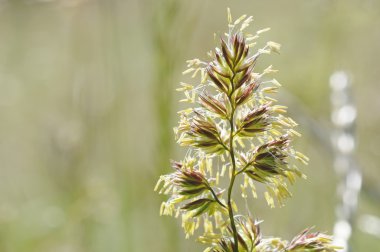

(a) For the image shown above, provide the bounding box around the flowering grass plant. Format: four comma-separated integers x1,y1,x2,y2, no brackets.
155,9,340,252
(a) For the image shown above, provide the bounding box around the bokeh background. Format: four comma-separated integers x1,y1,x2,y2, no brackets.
0,0,379,251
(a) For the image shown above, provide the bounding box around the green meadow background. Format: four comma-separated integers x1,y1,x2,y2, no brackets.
0,0,379,251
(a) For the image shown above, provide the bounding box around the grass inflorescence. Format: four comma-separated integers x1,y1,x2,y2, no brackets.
155,8,341,252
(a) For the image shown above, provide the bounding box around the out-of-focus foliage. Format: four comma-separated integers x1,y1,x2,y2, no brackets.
0,0,379,251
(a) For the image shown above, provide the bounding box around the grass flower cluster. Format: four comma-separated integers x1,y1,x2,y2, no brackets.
155,9,340,252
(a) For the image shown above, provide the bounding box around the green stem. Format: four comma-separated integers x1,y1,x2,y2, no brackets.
206,185,227,209
236,162,251,176
227,102,239,252
217,136,230,152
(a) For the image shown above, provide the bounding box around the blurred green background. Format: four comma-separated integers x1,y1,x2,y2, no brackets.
0,0,379,251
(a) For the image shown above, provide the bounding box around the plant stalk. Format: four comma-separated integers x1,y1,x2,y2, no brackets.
207,185,227,209
227,102,239,252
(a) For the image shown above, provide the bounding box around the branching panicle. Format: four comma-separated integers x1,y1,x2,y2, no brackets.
156,9,341,252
